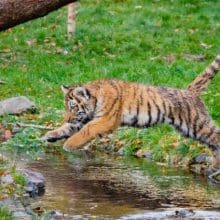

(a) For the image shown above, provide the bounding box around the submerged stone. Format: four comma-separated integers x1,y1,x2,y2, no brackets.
23,169,45,197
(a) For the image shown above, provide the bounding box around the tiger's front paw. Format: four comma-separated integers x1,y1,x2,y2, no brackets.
42,130,67,142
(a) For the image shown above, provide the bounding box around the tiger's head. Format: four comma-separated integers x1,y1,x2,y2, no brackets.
61,85,96,126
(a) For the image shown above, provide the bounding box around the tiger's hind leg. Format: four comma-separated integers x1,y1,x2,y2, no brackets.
197,125,220,170
174,107,220,171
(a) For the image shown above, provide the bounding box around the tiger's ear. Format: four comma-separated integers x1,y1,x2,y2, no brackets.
61,85,70,95
75,87,90,100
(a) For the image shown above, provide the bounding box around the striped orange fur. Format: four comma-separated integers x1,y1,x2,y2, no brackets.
44,55,220,169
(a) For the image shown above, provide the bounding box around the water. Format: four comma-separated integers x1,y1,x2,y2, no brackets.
22,153,220,219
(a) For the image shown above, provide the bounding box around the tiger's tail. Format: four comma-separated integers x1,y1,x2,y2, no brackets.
187,54,220,96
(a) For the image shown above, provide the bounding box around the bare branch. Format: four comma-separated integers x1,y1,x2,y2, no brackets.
5,122,55,130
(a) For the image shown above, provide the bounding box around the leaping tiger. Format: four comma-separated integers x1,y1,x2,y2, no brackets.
43,55,220,171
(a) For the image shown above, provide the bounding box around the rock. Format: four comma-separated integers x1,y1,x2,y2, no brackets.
135,149,152,160
0,199,32,220
42,211,64,220
51,211,63,220
117,147,125,156
0,96,36,116
167,209,195,218
13,211,32,220
1,174,14,184
23,170,45,197
189,154,211,165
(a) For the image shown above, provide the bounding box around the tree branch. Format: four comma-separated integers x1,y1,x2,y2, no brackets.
5,122,55,130
0,0,78,31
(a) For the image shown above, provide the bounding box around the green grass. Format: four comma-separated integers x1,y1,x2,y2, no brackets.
0,0,220,163
0,207,12,220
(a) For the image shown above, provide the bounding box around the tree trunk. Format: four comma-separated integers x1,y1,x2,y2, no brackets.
0,0,78,31
67,3,77,39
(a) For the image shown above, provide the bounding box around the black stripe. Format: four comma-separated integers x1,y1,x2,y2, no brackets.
181,95,191,137
176,91,183,128
152,99,161,123
137,100,140,115
186,102,191,137
178,108,183,128
192,112,200,138
196,120,205,134
106,97,119,116
101,80,120,117
147,102,152,125
136,99,140,125
74,96,81,103
81,104,86,112
161,100,167,123
168,105,175,125
131,116,138,126
133,85,137,100
194,79,204,87
140,91,143,106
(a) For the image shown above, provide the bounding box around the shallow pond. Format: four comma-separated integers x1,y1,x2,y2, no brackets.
21,153,220,219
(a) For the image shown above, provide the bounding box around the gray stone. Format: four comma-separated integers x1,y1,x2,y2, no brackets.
0,199,32,220
173,209,195,218
0,96,36,115
13,211,32,220
189,154,211,165
23,169,45,197
135,149,152,160
117,147,125,156
1,174,14,184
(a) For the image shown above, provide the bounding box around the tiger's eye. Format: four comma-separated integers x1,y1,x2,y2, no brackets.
69,100,76,108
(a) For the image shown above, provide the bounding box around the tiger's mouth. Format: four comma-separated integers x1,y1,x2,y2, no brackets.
69,114,93,125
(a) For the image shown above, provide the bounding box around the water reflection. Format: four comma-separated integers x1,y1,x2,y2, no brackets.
25,154,220,218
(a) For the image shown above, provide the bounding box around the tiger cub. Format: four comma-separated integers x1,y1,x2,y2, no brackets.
43,55,220,170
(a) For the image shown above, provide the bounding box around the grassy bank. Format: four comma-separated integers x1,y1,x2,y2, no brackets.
0,0,220,163
0,207,12,220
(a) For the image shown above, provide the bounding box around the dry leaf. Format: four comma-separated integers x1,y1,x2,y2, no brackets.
163,55,176,64
4,129,12,139
25,114,39,120
0,195,8,200
26,39,36,46
56,48,63,54
0,169,6,177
